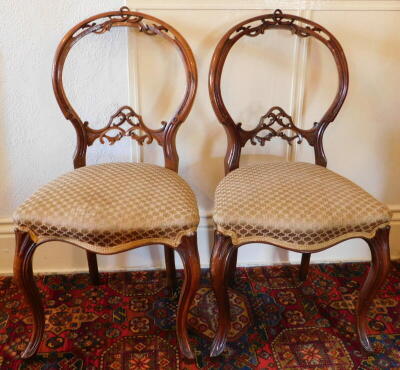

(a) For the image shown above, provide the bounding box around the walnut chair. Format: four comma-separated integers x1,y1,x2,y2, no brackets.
13,7,200,360
208,10,391,357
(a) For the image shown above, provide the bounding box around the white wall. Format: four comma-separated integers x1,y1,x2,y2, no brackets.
0,0,399,273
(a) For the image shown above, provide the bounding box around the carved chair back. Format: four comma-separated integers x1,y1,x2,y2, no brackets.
209,10,348,174
53,7,197,171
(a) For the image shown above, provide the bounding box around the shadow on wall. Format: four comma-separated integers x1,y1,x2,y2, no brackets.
0,53,11,217
383,128,400,204
384,128,400,258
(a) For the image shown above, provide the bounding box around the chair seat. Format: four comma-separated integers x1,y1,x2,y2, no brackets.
14,163,199,253
214,161,390,251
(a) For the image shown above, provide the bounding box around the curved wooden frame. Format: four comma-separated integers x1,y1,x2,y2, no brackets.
209,9,349,173
14,7,200,360
208,10,390,357
53,6,197,171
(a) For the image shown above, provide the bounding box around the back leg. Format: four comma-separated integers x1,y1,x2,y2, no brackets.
299,253,311,281
164,245,177,290
86,251,100,285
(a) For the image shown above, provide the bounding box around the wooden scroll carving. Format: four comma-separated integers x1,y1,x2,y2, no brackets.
237,106,303,147
86,106,167,146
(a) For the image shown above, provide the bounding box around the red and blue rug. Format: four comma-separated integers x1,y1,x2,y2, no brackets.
1,262,399,369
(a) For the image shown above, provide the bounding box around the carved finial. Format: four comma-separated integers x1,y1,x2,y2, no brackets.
120,6,130,13
273,9,286,24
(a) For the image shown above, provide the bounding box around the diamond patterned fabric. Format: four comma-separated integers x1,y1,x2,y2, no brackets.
214,161,390,250
14,162,199,252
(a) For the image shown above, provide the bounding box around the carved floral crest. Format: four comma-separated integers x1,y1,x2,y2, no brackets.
73,6,169,41
234,9,327,40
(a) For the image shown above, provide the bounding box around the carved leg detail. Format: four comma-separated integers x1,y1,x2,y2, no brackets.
226,248,237,286
164,245,177,290
13,230,44,359
299,253,311,281
210,232,235,357
86,251,100,286
175,234,200,359
357,227,391,352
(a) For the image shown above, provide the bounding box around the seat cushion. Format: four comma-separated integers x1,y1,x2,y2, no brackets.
214,161,390,251
14,163,199,253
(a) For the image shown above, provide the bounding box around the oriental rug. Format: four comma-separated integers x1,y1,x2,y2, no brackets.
1,262,399,369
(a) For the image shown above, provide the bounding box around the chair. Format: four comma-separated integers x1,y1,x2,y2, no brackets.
208,10,391,357
13,7,200,359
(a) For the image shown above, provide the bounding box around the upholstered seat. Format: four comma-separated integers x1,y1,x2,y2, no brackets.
14,162,199,253
214,161,390,251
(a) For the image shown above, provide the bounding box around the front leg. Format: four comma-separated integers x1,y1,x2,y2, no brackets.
210,232,235,357
175,234,200,359
13,230,45,359
357,226,391,352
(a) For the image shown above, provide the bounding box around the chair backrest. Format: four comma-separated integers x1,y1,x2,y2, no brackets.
209,9,348,174
53,7,197,171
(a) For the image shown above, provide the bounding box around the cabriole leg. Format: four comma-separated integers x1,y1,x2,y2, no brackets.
210,232,235,357
13,230,44,359
357,226,391,352
175,234,200,359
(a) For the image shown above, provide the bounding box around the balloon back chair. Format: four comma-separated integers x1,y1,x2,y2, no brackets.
13,7,200,360
209,10,391,357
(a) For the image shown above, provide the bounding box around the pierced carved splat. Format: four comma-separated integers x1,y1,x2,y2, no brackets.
237,106,302,147
233,9,328,41
86,106,167,146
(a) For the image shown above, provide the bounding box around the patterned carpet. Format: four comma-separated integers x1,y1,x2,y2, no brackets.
1,262,400,369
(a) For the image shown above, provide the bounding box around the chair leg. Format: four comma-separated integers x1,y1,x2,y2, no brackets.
13,230,44,359
86,251,100,285
299,253,311,281
357,226,391,352
227,248,237,286
210,232,235,357
175,234,200,359
164,245,177,290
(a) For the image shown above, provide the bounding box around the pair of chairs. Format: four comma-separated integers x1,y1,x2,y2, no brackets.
13,7,391,360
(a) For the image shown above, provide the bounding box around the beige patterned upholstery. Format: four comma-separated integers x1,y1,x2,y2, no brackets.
214,161,391,251
14,163,199,253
